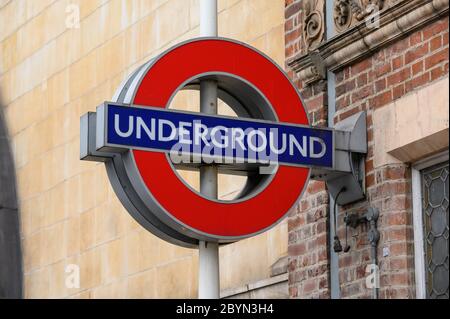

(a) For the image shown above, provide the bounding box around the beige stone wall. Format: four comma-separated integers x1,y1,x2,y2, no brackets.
0,0,286,298
373,76,449,167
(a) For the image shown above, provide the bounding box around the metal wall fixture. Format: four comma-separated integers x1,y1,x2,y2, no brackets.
343,207,380,298
311,111,367,205
343,207,380,249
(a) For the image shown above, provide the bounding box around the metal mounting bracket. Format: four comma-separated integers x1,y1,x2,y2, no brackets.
311,111,367,205
344,207,380,248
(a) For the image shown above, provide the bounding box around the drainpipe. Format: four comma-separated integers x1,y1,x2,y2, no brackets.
325,0,340,300
366,208,380,299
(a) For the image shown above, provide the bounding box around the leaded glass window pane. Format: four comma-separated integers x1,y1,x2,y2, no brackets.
421,162,449,299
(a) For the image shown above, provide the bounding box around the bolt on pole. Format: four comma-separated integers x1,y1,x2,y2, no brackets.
198,0,220,299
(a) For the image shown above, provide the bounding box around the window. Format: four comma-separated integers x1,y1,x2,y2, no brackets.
421,162,449,299
412,152,449,299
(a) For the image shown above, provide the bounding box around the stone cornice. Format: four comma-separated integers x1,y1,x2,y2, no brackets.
288,0,449,84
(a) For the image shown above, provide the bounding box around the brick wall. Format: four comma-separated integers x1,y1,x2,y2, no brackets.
334,16,448,299
285,0,449,298
286,0,331,299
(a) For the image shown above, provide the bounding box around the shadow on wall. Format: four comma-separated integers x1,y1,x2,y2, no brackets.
0,92,23,298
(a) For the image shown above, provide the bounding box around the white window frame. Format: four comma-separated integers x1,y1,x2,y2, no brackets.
411,150,449,299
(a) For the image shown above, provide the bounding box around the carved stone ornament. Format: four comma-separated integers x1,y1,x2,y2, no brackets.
334,0,386,33
288,0,449,84
303,0,325,51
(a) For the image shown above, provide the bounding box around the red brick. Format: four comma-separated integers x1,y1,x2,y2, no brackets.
306,95,326,111
430,35,442,51
302,226,314,240
335,83,347,97
355,265,367,279
392,56,403,69
306,181,326,195
423,17,449,40
339,255,352,268
383,166,410,180
351,59,372,77
411,61,423,75
405,43,429,65
386,228,412,241
288,216,302,231
425,48,449,70
389,258,408,270
374,62,391,77
370,90,392,109
288,243,306,256
384,196,411,211
288,258,298,272
385,212,409,226
293,269,307,283
307,239,317,250
431,66,445,81
289,287,298,298
389,242,409,256
405,73,430,92
336,96,350,109
285,17,294,31
318,248,327,262
357,73,368,87
285,28,301,44
393,84,405,100
365,159,374,173
300,200,309,211
343,67,351,80
285,1,301,19
388,288,414,298
318,276,329,290
340,107,360,121
367,69,376,82
373,50,385,63
366,113,373,127
316,233,327,246
409,30,422,46
390,273,410,286
336,79,356,97
390,37,409,54
380,180,410,196
374,78,387,93
285,44,295,58
351,85,373,103
316,220,327,233
302,279,317,294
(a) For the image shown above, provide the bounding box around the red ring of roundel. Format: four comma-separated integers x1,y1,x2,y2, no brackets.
132,39,310,238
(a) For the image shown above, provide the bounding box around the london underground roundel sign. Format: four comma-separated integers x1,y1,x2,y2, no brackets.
80,38,334,247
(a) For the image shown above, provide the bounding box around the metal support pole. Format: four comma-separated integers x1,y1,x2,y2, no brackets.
200,0,217,36
198,0,220,299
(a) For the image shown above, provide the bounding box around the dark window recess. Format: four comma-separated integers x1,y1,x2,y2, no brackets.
422,162,449,299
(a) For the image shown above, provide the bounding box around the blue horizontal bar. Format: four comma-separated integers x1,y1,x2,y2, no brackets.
104,103,333,169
